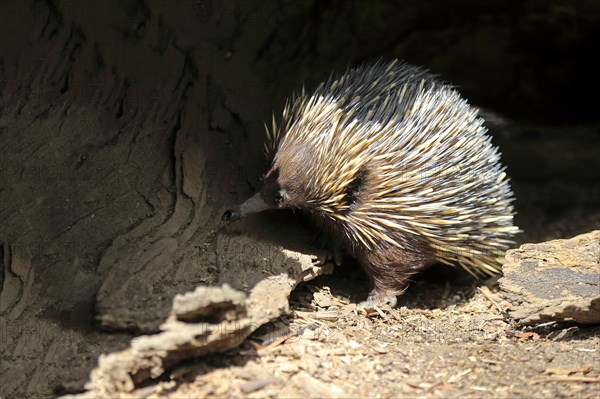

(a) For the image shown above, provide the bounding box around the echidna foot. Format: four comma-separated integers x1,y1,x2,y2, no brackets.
309,249,335,266
359,289,398,308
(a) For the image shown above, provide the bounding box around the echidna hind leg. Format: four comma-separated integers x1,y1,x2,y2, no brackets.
358,270,409,308
357,246,435,308
360,288,400,308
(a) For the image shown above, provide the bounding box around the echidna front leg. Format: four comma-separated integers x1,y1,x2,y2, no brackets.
357,246,434,308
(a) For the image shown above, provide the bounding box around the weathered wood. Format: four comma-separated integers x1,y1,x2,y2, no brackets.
499,231,600,324
64,246,332,397
0,1,303,396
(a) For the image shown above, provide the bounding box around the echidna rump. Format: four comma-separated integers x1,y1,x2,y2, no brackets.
223,60,519,306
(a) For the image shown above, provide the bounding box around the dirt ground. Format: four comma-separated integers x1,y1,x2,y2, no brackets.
1,1,599,398
107,270,600,398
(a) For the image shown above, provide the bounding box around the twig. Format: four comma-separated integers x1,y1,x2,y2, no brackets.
531,376,600,384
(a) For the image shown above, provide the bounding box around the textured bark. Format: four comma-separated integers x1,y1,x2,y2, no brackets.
68,248,331,397
0,1,305,396
499,231,600,324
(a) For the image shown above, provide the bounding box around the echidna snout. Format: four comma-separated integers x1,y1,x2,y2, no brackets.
221,209,240,222
222,192,271,222
223,59,520,307
223,168,305,222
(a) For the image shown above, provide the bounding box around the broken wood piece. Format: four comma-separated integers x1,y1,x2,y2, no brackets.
498,230,600,324
63,245,333,397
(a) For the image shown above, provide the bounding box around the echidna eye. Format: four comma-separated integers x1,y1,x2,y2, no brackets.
274,190,284,203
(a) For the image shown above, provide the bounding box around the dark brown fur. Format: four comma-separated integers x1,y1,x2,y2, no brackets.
356,243,436,305
261,146,318,211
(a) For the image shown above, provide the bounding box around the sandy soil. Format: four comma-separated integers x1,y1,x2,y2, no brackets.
110,271,600,398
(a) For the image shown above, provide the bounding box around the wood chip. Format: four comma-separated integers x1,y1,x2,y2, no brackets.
258,332,298,350
294,310,341,321
531,376,600,384
295,371,345,398
477,286,507,313
405,379,427,389
544,366,593,376
239,377,279,393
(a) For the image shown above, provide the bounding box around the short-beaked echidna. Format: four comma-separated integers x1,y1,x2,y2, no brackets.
223,59,519,306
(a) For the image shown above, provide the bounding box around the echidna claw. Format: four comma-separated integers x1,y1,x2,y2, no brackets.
310,250,332,266
359,290,398,308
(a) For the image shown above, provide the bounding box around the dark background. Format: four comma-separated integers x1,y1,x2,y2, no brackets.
1,0,599,397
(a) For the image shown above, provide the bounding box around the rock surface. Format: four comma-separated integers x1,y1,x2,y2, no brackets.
499,230,600,324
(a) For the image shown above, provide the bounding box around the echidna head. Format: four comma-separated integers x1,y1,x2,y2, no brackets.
222,159,312,222
223,91,353,223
